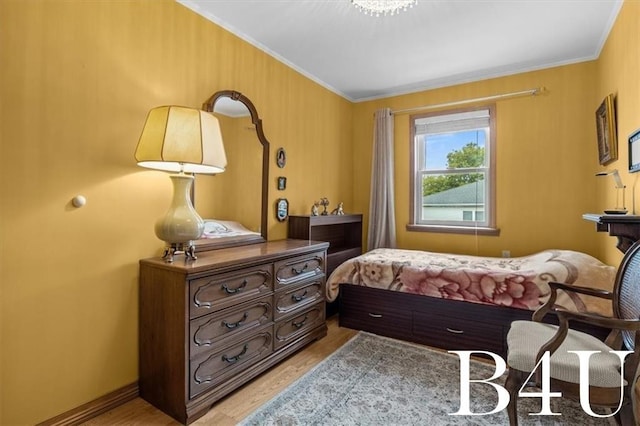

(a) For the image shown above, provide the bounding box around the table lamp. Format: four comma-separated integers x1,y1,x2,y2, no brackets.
135,106,227,261
596,169,627,214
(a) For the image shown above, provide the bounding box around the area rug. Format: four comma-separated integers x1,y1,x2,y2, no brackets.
240,332,611,425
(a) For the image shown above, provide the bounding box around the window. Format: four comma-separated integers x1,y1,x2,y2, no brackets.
409,105,497,235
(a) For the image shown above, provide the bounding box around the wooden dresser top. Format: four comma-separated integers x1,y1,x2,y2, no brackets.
140,239,329,275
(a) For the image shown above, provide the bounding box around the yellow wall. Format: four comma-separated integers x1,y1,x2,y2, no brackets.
352,1,639,260
0,0,638,424
594,0,640,266
0,0,352,424
352,63,600,257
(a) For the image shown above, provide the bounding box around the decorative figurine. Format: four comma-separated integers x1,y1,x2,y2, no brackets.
320,197,330,215
311,201,320,216
331,202,345,215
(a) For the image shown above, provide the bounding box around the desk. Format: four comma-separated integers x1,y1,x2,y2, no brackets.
583,214,640,253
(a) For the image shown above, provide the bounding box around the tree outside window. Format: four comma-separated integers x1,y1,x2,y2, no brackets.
410,105,497,234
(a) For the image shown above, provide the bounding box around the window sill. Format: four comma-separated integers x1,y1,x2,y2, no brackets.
406,224,500,236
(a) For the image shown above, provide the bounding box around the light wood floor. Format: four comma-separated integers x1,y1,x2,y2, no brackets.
82,316,357,425
72,316,640,425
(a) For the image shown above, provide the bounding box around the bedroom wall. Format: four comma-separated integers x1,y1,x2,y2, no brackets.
351,0,639,260
352,63,600,257
593,0,640,266
1,1,636,424
0,0,352,424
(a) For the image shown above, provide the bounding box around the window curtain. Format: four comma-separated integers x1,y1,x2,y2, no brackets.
367,108,397,250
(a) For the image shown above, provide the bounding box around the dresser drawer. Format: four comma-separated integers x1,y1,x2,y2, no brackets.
190,295,273,357
190,264,273,319
190,325,273,398
412,311,505,355
274,279,324,320
274,252,325,288
274,303,325,350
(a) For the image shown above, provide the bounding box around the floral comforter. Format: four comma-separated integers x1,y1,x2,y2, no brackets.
326,248,616,314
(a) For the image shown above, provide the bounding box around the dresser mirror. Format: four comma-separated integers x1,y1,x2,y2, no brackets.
194,90,269,251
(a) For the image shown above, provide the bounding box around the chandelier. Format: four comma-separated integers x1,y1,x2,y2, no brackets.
351,0,417,17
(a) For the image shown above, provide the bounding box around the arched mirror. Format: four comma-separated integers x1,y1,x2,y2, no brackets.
193,90,269,251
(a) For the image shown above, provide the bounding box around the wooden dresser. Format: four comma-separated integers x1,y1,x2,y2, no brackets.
138,239,329,424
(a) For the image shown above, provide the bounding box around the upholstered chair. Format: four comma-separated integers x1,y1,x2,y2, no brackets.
505,240,640,425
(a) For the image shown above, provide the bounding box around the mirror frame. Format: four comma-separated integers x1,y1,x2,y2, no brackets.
194,90,270,252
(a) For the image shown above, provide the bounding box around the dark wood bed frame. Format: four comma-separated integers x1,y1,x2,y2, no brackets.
338,284,611,358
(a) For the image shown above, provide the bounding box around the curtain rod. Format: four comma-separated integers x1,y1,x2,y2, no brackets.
391,87,544,115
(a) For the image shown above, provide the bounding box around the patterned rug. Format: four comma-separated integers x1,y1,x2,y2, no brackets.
240,332,611,425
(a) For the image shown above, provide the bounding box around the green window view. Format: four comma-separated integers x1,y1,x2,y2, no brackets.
412,107,494,229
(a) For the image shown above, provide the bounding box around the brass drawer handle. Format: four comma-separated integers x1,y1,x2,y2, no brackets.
221,279,247,294
292,263,309,275
221,344,248,364
291,289,308,302
368,313,383,318
221,312,248,329
292,315,308,329
446,328,464,334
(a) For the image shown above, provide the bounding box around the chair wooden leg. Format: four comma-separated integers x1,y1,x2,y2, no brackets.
505,369,528,426
616,402,635,426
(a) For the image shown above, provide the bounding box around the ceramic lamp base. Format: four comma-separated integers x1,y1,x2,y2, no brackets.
155,173,204,262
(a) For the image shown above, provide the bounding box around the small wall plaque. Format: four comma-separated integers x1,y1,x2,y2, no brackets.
276,198,289,221
276,147,286,168
277,176,287,190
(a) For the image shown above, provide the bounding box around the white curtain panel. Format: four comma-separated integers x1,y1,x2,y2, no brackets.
367,108,397,250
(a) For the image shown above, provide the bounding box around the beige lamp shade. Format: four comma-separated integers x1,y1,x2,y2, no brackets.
135,106,227,174
134,105,227,261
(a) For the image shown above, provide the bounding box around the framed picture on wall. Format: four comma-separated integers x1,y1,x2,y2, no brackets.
277,176,287,190
629,129,640,173
276,147,286,168
596,93,618,165
276,198,289,221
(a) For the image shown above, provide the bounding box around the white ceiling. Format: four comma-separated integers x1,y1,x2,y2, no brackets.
177,0,623,102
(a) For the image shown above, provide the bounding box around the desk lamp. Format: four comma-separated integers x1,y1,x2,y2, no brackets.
135,106,227,261
596,169,627,214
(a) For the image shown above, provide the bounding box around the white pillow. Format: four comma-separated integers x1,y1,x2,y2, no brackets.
203,220,231,235
201,220,259,238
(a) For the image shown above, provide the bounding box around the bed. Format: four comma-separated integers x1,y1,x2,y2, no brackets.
327,248,616,357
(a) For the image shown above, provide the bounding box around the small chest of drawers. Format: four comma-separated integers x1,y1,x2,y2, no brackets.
139,240,328,424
